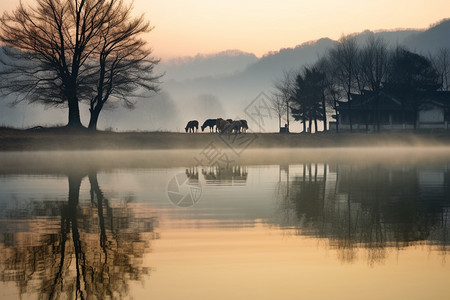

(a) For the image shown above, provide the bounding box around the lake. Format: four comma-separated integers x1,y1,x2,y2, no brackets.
0,149,449,299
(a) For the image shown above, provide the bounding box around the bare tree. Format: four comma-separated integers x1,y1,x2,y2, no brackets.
328,35,360,132
359,34,389,131
272,70,295,131
314,56,342,132
360,34,389,91
86,1,160,130
0,0,159,129
0,0,119,127
270,93,286,129
430,48,450,91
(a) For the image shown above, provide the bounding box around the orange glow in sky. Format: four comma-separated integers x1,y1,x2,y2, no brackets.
1,0,450,59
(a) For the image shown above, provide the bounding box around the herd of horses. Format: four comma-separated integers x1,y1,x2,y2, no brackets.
185,118,248,133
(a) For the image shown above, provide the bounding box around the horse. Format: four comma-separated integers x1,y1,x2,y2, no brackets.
239,120,248,133
216,118,231,133
185,120,199,133
201,119,217,132
229,120,241,134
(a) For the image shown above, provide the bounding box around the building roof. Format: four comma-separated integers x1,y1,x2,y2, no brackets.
336,90,450,112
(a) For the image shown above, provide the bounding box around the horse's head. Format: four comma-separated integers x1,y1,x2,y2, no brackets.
201,125,205,132
185,127,188,132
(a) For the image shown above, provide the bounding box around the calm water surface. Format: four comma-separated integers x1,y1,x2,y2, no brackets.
0,149,449,300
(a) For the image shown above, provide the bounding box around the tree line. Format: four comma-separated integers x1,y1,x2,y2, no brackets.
272,33,450,133
0,0,160,130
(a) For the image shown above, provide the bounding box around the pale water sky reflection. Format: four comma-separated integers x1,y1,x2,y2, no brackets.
0,150,449,299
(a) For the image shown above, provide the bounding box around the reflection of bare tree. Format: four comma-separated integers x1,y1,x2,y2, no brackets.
202,165,248,185
0,171,157,299
276,163,450,265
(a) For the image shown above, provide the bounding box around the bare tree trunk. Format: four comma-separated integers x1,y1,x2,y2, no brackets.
67,95,83,128
347,91,353,133
286,100,290,131
278,104,282,128
88,109,100,131
376,92,380,132
322,95,327,132
88,103,103,130
334,100,339,133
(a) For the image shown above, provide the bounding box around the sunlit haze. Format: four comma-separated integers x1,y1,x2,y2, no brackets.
1,0,450,59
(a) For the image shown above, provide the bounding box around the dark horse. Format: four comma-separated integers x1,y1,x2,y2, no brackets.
185,120,199,133
240,120,248,133
201,119,217,132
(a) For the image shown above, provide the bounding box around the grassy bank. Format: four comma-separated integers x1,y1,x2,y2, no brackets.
1,126,450,151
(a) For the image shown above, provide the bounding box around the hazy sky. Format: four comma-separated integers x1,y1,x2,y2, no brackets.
1,0,450,59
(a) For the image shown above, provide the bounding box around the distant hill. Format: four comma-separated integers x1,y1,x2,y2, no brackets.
404,18,450,53
157,50,258,81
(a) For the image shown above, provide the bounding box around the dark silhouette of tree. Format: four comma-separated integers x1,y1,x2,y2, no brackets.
0,0,160,129
430,48,450,91
291,73,308,132
385,47,441,129
314,56,341,132
291,67,326,133
359,35,389,131
0,0,116,127
387,48,440,92
272,70,295,132
86,1,160,130
328,35,360,132
270,93,286,129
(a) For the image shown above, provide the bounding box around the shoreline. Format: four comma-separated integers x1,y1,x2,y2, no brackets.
1,127,450,151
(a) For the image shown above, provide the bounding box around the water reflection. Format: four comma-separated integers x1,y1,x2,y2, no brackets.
1,150,450,299
276,163,450,264
185,167,199,181
0,171,157,299
201,165,248,185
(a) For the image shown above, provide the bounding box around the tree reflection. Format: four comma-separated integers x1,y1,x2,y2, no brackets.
277,163,450,265
0,171,157,299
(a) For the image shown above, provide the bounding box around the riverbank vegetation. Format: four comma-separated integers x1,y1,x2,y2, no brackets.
272,34,450,133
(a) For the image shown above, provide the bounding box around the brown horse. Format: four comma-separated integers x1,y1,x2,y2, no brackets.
216,118,231,133
185,120,199,133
